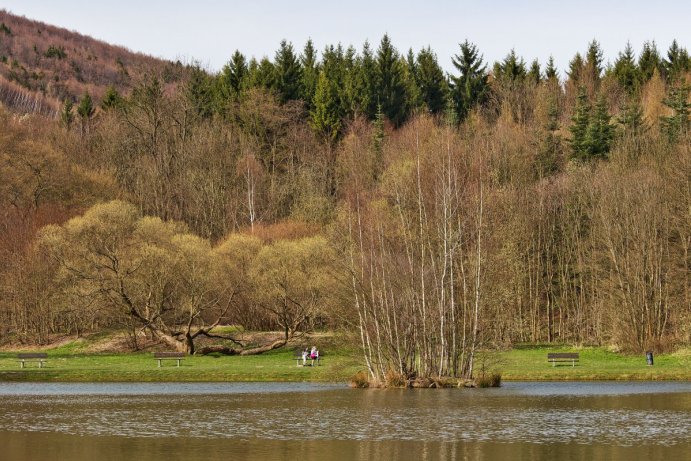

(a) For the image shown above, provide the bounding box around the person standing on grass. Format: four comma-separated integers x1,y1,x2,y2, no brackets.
302,348,308,366
310,346,318,366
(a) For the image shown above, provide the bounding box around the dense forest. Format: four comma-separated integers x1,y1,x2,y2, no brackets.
0,12,689,381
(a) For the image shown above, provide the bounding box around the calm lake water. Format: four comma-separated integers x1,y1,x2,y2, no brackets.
0,381,689,460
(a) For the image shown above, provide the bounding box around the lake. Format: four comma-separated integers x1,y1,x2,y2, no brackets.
0,381,689,460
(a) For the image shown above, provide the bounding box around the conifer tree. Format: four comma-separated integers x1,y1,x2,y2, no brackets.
528,59,541,85
613,42,640,94
544,56,559,81
274,40,302,103
353,41,378,119
638,41,661,82
246,57,276,90
663,39,690,81
375,34,408,127
310,70,343,144
320,44,347,120
495,49,527,82
585,96,614,158
449,40,488,122
585,40,604,82
404,48,422,112
60,99,74,130
536,97,562,176
416,47,448,115
567,53,584,84
341,45,360,119
220,50,248,101
77,92,95,135
187,65,215,117
660,83,690,142
101,85,123,110
569,87,591,160
617,98,646,136
300,39,319,110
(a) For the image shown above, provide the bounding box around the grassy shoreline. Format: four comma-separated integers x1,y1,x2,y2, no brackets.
0,341,688,383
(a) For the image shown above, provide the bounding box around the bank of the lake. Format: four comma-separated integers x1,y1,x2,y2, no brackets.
0,342,688,382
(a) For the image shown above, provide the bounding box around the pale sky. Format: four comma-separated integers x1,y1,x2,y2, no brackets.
2,0,690,77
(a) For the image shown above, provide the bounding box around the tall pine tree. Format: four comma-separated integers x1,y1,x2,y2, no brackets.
613,42,640,94
416,47,448,115
375,34,408,127
449,40,488,122
569,87,591,160
300,39,319,109
544,56,559,81
661,83,690,142
353,41,378,119
638,41,661,82
274,40,303,103
584,96,614,158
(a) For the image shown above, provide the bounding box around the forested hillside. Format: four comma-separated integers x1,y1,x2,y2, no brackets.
0,20,689,381
0,10,184,115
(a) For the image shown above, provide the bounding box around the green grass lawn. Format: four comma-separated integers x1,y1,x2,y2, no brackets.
492,344,691,381
0,346,363,383
0,340,688,383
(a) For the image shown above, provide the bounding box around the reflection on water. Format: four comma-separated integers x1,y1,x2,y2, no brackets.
0,381,689,461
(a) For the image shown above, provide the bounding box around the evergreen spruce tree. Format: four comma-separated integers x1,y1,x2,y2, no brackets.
310,70,343,144
567,53,584,84
219,50,247,101
613,42,640,94
320,44,347,121
416,47,448,115
449,40,488,122
528,59,541,85
585,40,604,82
101,85,123,110
660,83,690,142
187,65,215,117
353,41,379,120
584,96,614,158
300,39,319,110
60,99,74,130
496,49,527,82
341,45,360,119
663,39,690,82
569,87,591,160
77,92,95,135
638,41,661,82
273,40,302,103
536,97,562,176
246,57,276,90
545,56,559,81
375,34,408,127
404,48,422,113
618,98,646,136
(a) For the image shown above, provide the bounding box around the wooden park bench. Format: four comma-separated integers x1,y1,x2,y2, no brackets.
547,352,579,367
293,350,323,367
17,353,48,368
153,352,185,367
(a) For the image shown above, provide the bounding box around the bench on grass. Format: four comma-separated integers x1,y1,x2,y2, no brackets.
547,352,579,367
293,350,323,367
17,353,48,368
154,352,185,367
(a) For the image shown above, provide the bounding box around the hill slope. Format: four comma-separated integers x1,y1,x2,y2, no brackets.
0,9,183,116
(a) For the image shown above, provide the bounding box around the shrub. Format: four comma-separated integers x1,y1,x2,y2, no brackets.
476,372,502,388
349,371,370,388
384,369,408,388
